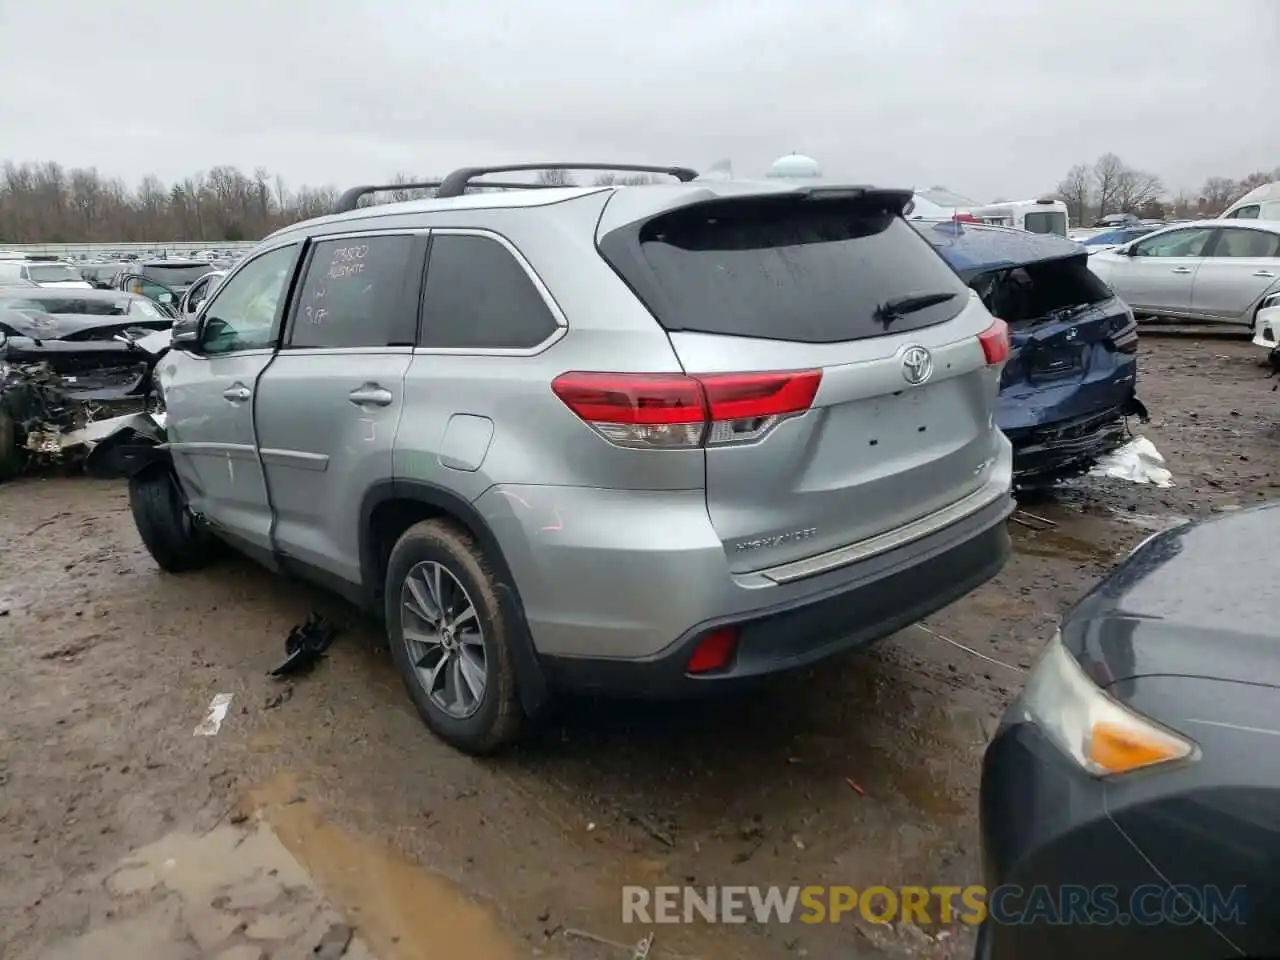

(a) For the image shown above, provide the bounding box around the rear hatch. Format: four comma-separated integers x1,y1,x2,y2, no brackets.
969,252,1138,432
597,190,1008,573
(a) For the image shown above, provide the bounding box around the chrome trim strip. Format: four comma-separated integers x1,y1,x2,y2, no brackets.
169,441,258,461
259,448,329,471
760,479,1013,585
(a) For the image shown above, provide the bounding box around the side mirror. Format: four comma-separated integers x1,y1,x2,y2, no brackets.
171,315,202,349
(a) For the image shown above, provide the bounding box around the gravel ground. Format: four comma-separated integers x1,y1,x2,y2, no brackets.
1,334,1276,960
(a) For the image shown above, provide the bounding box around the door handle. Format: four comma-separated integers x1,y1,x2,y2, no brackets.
1254,270,1277,278
1170,267,1193,274
222,384,251,403
348,384,393,407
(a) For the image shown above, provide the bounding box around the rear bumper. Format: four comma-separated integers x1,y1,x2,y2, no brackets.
1253,305,1279,350
1005,396,1145,484
540,505,1011,696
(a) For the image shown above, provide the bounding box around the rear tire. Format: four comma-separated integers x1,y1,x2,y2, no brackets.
384,519,524,754
128,466,218,572
0,410,22,483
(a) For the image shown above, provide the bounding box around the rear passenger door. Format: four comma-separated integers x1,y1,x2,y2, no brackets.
394,230,566,503
253,231,423,588
1188,227,1280,323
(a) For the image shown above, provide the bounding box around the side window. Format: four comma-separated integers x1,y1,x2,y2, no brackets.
287,235,417,349
1226,205,1260,220
1133,228,1214,258
1209,228,1280,259
419,234,560,350
198,244,297,355
130,299,165,318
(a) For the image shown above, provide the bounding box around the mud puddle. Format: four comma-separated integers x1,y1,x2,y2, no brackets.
246,773,520,960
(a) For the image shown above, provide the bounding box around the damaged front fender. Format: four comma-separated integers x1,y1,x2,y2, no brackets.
82,412,169,479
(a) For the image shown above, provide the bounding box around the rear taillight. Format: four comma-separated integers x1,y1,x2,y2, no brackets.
979,318,1010,366
551,369,822,449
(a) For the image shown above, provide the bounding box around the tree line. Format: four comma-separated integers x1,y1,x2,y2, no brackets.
2,156,1276,244
0,163,662,244
1055,154,1279,225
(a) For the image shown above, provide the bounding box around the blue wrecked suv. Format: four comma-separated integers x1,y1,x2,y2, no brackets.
914,221,1147,486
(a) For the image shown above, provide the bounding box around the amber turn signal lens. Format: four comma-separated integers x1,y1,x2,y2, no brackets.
1088,720,1191,774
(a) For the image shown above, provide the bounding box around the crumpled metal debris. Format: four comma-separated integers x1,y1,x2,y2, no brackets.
1,358,87,460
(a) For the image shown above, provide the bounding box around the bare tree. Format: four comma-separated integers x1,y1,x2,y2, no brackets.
1114,167,1163,214
536,169,576,186
1093,153,1125,217
1056,164,1092,225
1200,176,1239,214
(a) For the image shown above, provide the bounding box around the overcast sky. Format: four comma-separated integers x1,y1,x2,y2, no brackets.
1,0,1276,202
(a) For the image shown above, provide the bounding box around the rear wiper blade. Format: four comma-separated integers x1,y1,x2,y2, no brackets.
874,291,958,326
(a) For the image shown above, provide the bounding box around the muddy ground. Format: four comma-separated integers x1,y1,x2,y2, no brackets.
1,335,1277,960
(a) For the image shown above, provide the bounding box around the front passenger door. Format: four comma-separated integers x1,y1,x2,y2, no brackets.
163,243,301,558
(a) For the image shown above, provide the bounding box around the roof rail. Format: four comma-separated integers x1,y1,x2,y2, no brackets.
333,179,573,214
334,181,442,214
436,163,700,198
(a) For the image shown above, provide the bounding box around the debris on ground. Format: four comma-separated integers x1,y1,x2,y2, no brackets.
269,613,340,678
264,685,294,710
193,693,234,737
563,927,654,958
1088,436,1173,487
312,921,354,959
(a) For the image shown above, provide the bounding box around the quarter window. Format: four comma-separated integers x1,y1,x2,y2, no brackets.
288,235,417,349
418,234,560,350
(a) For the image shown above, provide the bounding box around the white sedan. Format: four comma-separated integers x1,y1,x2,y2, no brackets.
1088,219,1280,326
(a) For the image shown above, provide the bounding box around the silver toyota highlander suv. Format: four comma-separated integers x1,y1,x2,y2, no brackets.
122,162,1016,753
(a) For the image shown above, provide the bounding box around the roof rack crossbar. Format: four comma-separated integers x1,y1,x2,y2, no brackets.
436,163,700,198
334,181,443,214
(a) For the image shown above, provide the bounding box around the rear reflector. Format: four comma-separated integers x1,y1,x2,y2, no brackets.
686,627,738,674
551,369,822,449
979,318,1011,366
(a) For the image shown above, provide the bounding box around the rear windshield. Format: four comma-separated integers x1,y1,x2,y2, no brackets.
27,264,84,283
600,198,969,343
1023,211,1068,236
1,296,128,315
970,256,1113,326
140,264,213,286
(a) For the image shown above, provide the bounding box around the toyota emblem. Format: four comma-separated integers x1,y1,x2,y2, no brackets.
901,346,933,385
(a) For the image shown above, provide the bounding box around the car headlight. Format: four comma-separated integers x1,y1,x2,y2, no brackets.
1022,632,1197,776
